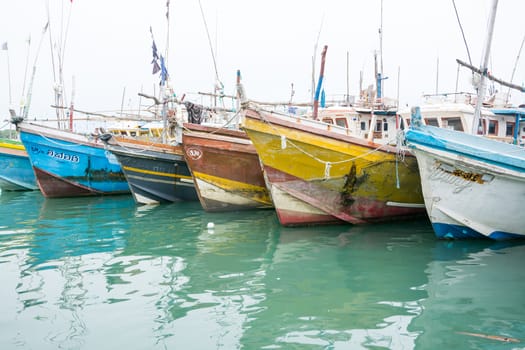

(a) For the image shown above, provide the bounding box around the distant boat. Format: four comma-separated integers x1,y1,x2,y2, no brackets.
241,102,425,226
14,120,130,197
102,135,198,204
490,107,525,146
182,123,273,212
404,106,525,240
397,95,523,143
0,137,38,191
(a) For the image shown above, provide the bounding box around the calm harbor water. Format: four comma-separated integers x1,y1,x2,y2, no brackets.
0,191,524,350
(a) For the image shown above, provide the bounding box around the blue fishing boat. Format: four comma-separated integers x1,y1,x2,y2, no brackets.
0,137,38,191
13,120,129,198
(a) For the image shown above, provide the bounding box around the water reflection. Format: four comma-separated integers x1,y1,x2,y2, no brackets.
1,191,524,349
413,240,525,349
240,221,431,349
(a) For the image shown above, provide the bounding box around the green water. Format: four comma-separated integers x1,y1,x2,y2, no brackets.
0,191,523,349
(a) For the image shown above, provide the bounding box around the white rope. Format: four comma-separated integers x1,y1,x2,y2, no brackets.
324,162,331,179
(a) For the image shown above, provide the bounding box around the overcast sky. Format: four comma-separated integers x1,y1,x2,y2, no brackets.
1,0,524,124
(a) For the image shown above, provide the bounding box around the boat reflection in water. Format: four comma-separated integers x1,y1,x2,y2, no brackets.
241,220,432,349
1,191,524,349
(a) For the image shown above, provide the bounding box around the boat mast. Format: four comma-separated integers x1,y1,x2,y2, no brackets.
312,45,327,120
471,0,499,135
378,0,384,100
346,51,350,105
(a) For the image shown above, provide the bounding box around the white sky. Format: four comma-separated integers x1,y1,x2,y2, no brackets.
1,0,525,123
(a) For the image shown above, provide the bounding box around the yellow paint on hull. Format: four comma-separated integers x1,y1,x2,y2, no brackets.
193,170,272,205
0,141,26,152
243,116,423,205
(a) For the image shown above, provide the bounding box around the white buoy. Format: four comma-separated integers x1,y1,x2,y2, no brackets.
207,222,215,229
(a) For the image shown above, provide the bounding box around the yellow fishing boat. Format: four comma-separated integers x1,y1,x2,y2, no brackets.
241,102,425,226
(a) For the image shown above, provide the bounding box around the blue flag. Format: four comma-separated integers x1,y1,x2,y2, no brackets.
160,55,169,85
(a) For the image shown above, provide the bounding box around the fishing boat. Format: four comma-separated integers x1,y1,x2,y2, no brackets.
241,102,425,226
405,107,525,240
0,137,38,191
102,134,198,204
404,0,525,240
13,120,130,197
101,89,241,205
182,123,273,211
240,43,424,226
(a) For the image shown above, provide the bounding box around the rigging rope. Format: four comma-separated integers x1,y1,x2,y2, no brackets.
452,0,473,66
197,0,223,95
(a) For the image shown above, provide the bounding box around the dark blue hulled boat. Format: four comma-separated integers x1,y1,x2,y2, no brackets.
103,135,198,204
14,121,129,197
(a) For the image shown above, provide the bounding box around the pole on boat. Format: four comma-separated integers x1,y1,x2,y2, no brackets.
1,42,12,107
471,0,499,135
312,45,328,121
69,75,75,131
346,51,350,105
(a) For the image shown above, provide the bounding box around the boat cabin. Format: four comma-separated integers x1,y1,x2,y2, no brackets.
314,106,399,144
397,101,522,144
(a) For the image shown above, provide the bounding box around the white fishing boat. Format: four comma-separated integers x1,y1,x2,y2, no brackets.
405,106,525,239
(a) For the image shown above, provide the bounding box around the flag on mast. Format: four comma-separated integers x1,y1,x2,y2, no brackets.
150,27,161,74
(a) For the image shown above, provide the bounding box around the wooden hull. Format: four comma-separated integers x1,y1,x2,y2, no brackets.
0,139,38,191
17,123,129,197
182,124,272,212
242,106,425,226
107,137,198,204
406,122,525,240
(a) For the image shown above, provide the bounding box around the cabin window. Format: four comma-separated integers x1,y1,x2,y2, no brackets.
443,117,464,131
425,118,439,127
506,122,515,137
487,120,498,135
335,118,348,128
360,121,367,131
375,121,382,132
322,118,334,124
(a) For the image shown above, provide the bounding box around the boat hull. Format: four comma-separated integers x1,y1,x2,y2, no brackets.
409,145,525,240
107,138,198,204
242,106,425,226
405,119,525,240
0,139,38,191
182,124,272,212
18,123,129,197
